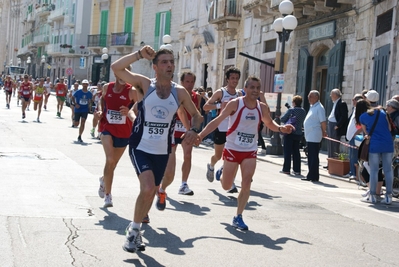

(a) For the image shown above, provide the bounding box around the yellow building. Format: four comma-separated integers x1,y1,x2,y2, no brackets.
88,0,143,83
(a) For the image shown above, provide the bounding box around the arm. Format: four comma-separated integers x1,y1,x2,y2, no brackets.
203,90,222,111
178,87,203,145
321,121,327,137
198,99,238,143
111,46,155,96
177,107,191,131
261,102,294,134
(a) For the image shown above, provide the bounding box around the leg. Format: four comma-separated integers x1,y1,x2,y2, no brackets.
134,170,157,224
34,102,38,111
159,145,177,191
220,160,239,191
381,152,394,195
79,117,86,137
292,135,302,173
211,143,224,166
306,142,320,180
101,135,127,196
282,134,293,172
181,141,193,183
236,158,256,215
368,153,380,196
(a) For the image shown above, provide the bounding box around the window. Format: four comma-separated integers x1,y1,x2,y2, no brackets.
154,11,171,50
226,48,236,59
376,9,393,37
263,39,276,53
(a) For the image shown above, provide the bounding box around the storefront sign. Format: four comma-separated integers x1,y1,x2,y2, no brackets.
309,21,336,42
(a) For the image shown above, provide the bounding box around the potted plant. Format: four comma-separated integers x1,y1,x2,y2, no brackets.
327,152,350,176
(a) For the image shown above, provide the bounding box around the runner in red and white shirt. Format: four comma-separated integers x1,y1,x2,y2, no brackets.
95,72,137,209
197,76,295,231
19,74,33,120
55,77,68,117
156,71,200,210
4,75,14,109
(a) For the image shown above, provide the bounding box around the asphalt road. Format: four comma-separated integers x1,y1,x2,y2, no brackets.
0,91,398,267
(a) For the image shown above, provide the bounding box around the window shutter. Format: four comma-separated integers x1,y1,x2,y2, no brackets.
165,11,171,34
154,12,161,50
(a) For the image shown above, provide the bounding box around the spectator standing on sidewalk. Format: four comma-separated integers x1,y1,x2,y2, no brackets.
325,88,348,167
280,95,307,175
303,90,327,182
343,94,364,179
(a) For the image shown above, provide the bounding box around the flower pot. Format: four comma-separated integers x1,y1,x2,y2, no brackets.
327,158,350,176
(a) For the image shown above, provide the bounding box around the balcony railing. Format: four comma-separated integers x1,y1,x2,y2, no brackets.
48,7,65,21
36,6,51,17
87,34,109,48
209,0,241,24
33,34,50,45
46,43,63,55
111,32,134,46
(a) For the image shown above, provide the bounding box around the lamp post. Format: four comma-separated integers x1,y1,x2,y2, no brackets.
268,0,298,155
160,34,173,50
40,55,45,78
101,47,109,82
27,56,31,75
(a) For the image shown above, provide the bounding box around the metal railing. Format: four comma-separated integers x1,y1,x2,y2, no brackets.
110,32,134,46
87,34,109,48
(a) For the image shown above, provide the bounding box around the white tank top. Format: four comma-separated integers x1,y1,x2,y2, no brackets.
218,88,239,132
132,81,179,155
225,97,261,152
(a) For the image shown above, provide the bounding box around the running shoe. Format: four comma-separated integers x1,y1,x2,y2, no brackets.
156,190,167,210
57,112,60,117
232,214,248,230
22,112,25,119
104,194,113,208
77,136,83,143
381,194,392,205
122,222,145,253
361,190,370,198
90,128,95,137
227,183,238,193
98,176,105,198
178,183,194,195
6,103,9,109
142,215,150,224
44,104,46,110
206,163,214,182
360,194,377,204
216,166,223,181
37,118,40,123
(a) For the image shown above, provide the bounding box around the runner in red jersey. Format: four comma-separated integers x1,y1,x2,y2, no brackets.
156,72,201,210
96,73,137,208
4,75,14,109
55,77,68,117
19,74,33,120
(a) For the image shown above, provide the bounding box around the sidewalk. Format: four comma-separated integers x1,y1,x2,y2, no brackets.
255,137,356,183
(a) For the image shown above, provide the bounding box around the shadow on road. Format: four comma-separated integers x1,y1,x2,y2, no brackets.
96,208,131,235
167,197,210,216
220,222,311,250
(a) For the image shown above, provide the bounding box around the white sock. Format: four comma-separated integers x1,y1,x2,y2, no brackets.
131,222,141,231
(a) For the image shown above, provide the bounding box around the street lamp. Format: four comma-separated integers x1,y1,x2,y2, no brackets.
101,47,109,82
268,0,298,155
27,56,31,75
160,34,173,50
41,55,45,77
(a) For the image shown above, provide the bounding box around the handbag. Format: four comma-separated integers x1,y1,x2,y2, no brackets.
358,110,380,162
282,111,297,136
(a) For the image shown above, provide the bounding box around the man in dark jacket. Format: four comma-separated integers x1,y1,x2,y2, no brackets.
326,88,348,160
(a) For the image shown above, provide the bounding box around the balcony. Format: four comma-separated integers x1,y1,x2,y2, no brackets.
87,34,109,49
48,7,65,21
17,45,31,57
46,44,63,56
33,34,50,46
208,0,241,30
243,0,278,18
64,15,75,27
110,32,134,53
36,5,52,17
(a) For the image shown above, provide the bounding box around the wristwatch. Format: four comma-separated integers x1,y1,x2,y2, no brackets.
190,127,200,133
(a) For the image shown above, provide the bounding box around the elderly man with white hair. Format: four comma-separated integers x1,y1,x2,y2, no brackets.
325,88,348,166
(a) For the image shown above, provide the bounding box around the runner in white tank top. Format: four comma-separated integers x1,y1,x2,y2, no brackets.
112,46,203,253
197,76,295,231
